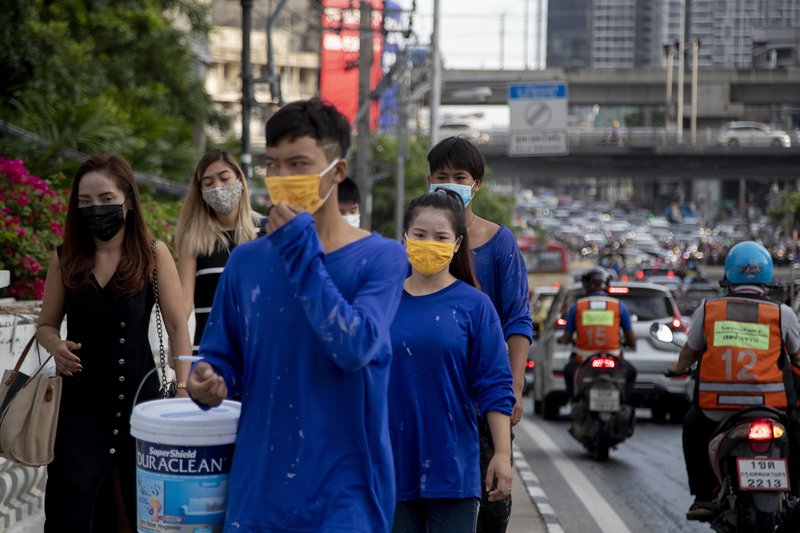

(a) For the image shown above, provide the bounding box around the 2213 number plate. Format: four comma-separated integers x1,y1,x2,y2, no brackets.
737,458,790,491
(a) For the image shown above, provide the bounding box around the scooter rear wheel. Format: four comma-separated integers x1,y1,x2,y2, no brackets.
595,424,610,462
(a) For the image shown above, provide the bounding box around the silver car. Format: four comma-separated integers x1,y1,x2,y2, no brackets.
530,282,692,422
717,121,791,148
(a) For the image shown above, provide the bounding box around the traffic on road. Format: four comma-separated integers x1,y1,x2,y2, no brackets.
515,190,800,532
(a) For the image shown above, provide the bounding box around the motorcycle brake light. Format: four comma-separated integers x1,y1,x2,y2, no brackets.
555,317,567,328
526,360,535,369
748,420,773,441
591,357,617,369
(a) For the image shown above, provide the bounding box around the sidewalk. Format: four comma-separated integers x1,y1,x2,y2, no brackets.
509,464,549,533
12,470,549,533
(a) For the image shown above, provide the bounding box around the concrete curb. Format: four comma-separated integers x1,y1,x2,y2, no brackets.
513,443,565,533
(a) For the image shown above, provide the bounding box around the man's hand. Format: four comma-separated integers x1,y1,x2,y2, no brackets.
511,393,523,426
667,361,687,376
266,202,302,234
485,453,513,502
186,362,227,407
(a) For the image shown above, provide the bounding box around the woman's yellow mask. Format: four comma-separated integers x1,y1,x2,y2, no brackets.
404,236,459,276
264,159,339,214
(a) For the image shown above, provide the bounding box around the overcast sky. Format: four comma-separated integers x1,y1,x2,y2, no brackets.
399,0,547,70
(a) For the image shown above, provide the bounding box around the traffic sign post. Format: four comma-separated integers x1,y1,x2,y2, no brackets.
508,82,569,157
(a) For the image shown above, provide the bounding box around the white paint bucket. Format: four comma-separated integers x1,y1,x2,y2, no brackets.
130,399,240,533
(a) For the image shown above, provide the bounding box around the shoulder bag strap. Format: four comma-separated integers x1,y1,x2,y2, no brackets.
3,335,37,386
150,241,169,392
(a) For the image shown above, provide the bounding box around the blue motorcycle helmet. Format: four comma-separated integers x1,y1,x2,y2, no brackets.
723,241,773,285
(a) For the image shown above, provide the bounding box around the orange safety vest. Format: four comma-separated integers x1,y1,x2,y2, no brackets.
698,297,788,414
574,296,622,357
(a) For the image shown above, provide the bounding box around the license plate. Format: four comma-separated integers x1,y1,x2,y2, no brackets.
589,388,620,412
737,458,790,491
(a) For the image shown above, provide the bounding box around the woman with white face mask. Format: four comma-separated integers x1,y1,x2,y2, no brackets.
175,150,264,353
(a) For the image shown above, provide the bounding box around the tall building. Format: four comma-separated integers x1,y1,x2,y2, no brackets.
660,0,800,68
591,0,637,68
549,0,800,70
546,0,592,68
547,0,662,69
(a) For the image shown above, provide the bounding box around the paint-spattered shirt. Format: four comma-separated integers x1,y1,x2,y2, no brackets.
471,226,534,343
197,212,407,533
388,280,514,500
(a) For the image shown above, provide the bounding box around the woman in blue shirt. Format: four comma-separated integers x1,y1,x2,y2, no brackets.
389,189,515,533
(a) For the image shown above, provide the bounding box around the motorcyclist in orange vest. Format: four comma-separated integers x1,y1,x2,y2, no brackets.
558,268,637,401
668,241,800,521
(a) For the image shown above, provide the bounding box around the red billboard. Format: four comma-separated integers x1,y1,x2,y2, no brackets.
320,0,384,129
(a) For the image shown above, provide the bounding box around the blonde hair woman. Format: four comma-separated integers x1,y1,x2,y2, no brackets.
176,150,264,352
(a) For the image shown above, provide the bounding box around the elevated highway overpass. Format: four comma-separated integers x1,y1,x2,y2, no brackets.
477,128,800,181
441,68,800,110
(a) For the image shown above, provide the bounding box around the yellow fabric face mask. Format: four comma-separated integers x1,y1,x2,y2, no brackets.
405,237,457,276
264,159,339,214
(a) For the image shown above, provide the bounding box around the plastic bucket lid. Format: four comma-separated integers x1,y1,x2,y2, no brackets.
130,399,240,446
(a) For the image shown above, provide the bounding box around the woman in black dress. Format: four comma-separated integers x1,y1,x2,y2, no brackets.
35,154,192,532
175,150,263,352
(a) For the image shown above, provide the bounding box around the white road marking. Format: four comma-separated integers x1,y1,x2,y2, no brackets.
518,418,633,533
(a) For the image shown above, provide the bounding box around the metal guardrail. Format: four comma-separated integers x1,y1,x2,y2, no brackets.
479,127,800,153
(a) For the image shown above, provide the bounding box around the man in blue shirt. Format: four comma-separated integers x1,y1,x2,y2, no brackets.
187,99,408,532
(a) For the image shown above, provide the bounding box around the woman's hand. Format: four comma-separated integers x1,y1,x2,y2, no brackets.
50,339,82,377
186,362,227,406
485,452,513,502
174,387,190,399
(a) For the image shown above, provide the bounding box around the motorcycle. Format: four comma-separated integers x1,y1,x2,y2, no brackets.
568,352,634,461
650,323,799,533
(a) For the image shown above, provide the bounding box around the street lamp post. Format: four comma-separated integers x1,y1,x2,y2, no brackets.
664,44,674,131
430,0,441,148
240,0,254,179
676,0,686,144
690,39,701,145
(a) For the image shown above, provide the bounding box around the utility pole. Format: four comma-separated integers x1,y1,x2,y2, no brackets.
523,0,530,69
265,0,289,107
240,0,254,179
430,0,442,148
499,13,506,70
690,39,700,145
355,1,374,229
538,0,546,68
676,0,686,143
664,44,674,130
395,52,410,241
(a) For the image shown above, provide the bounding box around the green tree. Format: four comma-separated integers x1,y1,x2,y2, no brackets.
0,0,214,181
370,136,515,238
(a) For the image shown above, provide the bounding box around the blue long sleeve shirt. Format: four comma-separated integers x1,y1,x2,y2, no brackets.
388,280,515,501
471,226,533,343
197,213,407,532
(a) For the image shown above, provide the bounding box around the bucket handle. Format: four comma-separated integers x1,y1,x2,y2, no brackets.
133,356,206,407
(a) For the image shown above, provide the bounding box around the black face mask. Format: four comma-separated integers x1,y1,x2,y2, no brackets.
78,204,126,241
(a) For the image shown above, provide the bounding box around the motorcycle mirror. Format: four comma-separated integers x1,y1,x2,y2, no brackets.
649,322,674,344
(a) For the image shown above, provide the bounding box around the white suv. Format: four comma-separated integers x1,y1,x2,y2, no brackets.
717,121,791,148
530,282,692,422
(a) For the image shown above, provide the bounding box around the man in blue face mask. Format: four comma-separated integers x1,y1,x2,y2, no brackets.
428,136,533,533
